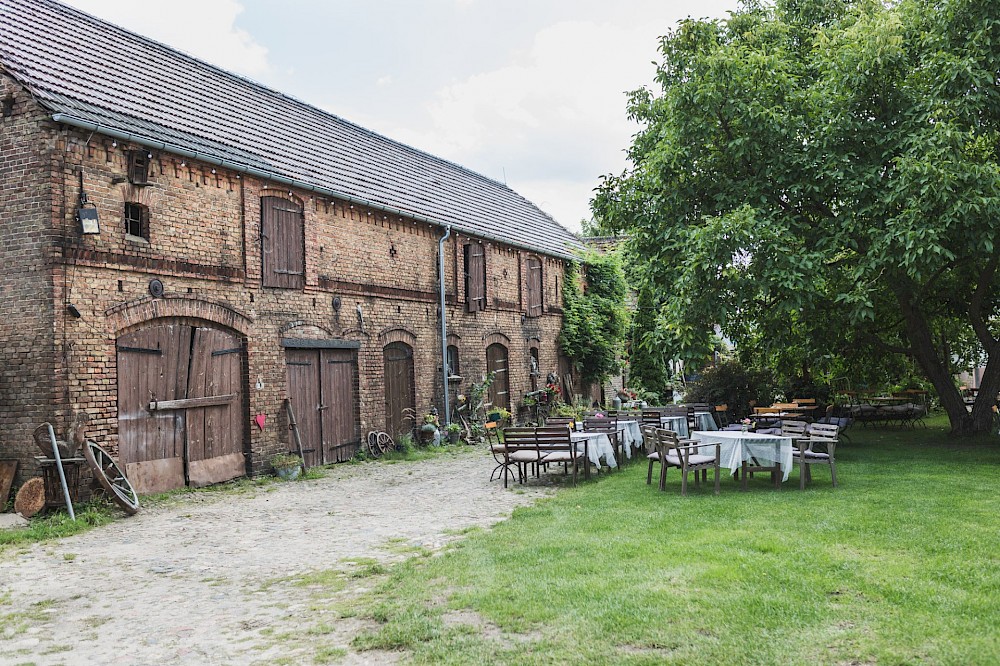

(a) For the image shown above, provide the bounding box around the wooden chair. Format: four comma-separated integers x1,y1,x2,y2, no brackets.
655,428,721,495
642,425,661,487
794,423,839,489
534,426,585,484
714,403,731,427
780,419,809,446
583,416,621,466
499,427,543,487
641,409,663,428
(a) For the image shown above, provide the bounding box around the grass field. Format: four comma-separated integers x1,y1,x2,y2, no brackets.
350,415,1000,665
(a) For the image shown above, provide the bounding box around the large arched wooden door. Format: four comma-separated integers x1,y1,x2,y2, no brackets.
117,321,246,494
383,342,415,438
486,343,510,411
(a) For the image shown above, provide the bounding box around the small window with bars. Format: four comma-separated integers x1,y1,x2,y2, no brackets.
127,151,150,185
124,202,149,240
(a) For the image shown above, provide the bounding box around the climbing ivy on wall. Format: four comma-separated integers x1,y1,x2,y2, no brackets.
559,250,630,385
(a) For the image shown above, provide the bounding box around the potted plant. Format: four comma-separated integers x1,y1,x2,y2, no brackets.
270,452,302,480
445,422,462,444
419,412,440,445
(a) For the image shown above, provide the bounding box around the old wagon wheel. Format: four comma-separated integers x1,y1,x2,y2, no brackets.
83,440,139,516
366,431,394,457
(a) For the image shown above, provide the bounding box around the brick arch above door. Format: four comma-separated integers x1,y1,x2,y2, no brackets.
378,327,417,347
107,294,253,335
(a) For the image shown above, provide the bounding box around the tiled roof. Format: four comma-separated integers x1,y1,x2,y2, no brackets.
0,0,584,259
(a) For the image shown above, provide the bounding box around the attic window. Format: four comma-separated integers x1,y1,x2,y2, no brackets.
124,202,149,240
127,151,150,185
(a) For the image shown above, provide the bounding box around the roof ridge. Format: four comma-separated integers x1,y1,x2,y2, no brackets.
23,0,516,193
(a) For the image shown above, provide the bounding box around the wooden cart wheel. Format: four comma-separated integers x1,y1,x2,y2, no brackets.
374,432,394,455
83,440,140,516
366,431,394,457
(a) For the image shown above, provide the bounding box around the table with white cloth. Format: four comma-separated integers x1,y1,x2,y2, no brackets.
616,420,642,459
570,431,617,469
691,430,794,486
659,412,718,438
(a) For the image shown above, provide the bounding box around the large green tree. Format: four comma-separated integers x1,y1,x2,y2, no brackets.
593,0,1000,434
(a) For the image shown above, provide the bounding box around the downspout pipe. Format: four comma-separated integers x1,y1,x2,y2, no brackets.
439,225,452,426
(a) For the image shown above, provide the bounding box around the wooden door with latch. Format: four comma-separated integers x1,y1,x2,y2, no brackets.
117,321,247,493
285,347,359,466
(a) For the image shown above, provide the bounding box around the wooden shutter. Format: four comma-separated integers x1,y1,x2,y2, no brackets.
261,196,304,289
464,243,486,312
526,257,543,317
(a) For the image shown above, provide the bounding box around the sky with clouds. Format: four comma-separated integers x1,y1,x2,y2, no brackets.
62,0,742,232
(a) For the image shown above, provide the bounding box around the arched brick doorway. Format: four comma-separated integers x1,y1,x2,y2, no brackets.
117,320,247,493
383,341,416,438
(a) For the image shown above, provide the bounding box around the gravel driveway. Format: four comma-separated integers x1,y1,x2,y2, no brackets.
0,448,552,665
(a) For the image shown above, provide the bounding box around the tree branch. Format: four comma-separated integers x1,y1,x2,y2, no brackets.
969,251,999,349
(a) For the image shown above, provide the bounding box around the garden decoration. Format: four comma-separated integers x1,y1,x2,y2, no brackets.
83,440,140,515
366,431,395,457
271,453,303,480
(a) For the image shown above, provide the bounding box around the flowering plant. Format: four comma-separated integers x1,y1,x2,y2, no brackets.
741,418,752,425
595,412,605,418
544,382,561,397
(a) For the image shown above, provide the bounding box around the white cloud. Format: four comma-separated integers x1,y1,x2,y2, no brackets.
381,19,663,231
63,0,272,78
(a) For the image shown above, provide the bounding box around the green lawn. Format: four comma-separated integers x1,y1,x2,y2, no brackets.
351,415,1000,665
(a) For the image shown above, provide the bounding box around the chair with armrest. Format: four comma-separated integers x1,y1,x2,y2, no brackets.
656,428,721,495
794,422,839,489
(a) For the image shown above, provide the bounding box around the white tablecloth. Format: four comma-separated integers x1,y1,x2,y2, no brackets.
658,412,717,438
570,431,617,469
692,430,793,481
616,420,642,459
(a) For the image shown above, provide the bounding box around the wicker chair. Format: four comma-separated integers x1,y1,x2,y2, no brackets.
793,422,839,489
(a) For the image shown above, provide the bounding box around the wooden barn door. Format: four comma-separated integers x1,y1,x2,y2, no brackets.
118,323,191,493
117,321,246,494
321,349,359,462
185,327,246,487
383,342,415,438
486,343,510,411
285,348,359,466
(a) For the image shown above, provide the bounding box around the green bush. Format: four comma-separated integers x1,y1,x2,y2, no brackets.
685,361,774,419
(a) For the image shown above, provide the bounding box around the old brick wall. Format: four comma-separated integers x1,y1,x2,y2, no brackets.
0,72,58,482
7,96,570,484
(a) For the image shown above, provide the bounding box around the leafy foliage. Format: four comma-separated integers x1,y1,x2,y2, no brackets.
559,252,630,384
685,360,775,419
593,0,1000,434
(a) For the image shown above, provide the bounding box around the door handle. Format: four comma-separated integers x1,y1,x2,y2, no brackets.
317,404,328,411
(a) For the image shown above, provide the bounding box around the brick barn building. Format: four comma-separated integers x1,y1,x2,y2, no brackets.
0,0,582,492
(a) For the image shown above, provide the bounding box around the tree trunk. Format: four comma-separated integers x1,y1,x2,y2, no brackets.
893,283,995,435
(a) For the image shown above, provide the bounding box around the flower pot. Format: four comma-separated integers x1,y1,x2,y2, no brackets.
274,465,301,480
447,431,461,444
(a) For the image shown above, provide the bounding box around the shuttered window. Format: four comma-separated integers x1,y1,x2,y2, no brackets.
464,243,487,312
261,196,305,289
127,151,149,185
526,256,543,317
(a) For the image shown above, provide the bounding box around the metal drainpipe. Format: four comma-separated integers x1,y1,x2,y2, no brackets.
439,225,452,426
